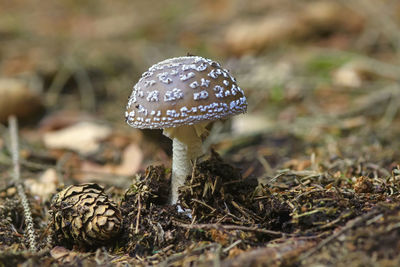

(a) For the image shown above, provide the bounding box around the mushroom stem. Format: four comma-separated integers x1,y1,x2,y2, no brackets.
171,136,202,204
164,124,207,204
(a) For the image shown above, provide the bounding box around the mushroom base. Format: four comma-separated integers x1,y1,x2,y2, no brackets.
163,124,208,204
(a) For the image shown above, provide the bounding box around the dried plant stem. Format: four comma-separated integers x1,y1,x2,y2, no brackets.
8,115,37,252
222,239,242,253
135,195,141,234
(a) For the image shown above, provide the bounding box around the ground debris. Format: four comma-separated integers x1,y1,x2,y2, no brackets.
120,165,195,261
119,153,291,265
222,238,317,267
0,184,45,251
300,203,400,266
2,142,400,266
179,150,260,222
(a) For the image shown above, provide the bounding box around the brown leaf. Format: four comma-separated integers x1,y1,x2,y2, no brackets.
24,168,59,201
78,143,143,183
43,121,112,155
223,1,363,55
209,229,229,246
283,159,311,171
39,110,94,132
227,247,245,259
50,246,78,264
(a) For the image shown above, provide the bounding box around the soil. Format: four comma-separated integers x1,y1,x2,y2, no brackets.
1,145,400,266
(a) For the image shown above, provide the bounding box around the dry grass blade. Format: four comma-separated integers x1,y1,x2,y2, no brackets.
8,115,38,252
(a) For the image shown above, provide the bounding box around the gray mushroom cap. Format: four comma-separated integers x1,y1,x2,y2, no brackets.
125,56,247,129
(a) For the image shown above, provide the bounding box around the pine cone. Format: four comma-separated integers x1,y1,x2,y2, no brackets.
51,183,122,247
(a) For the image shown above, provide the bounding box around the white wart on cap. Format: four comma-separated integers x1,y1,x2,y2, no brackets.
125,56,247,128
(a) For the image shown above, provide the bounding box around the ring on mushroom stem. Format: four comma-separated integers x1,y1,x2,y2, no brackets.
125,56,247,204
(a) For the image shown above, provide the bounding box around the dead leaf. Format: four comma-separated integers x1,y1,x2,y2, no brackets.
209,229,229,246
232,114,272,135
117,143,144,175
299,1,363,30
223,1,363,55
50,246,78,264
50,246,70,260
39,110,94,132
78,143,143,183
283,159,311,171
228,247,245,259
25,168,59,201
224,12,305,55
43,121,112,155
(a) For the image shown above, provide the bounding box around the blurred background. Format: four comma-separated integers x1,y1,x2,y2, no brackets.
1,0,400,188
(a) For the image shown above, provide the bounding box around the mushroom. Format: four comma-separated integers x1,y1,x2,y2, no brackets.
125,56,247,204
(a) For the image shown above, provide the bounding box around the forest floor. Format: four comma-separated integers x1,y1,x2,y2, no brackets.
1,0,400,266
